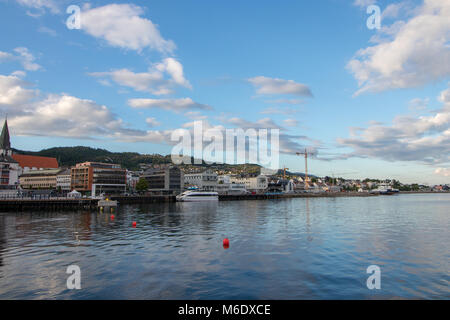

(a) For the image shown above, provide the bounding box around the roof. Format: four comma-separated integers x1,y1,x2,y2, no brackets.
20,168,63,177
0,119,11,150
12,154,59,169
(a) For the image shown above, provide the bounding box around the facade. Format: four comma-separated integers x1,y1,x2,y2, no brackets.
19,168,64,190
71,162,126,196
126,170,140,192
184,169,218,191
56,169,71,192
229,175,268,193
216,175,247,195
141,166,184,194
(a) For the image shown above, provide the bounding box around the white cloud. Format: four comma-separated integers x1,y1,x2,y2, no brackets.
283,119,299,127
353,0,377,8
0,73,171,143
248,76,313,97
408,98,429,111
128,98,212,112
0,47,42,72
0,74,38,107
145,117,160,128
90,58,190,95
348,0,450,95
15,0,60,14
38,26,57,37
338,85,450,165
13,47,42,71
434,168,450,177
80,4,175,53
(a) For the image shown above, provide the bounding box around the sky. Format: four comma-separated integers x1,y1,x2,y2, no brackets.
0,0,449,185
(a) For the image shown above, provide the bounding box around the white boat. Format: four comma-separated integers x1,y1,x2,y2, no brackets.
176,190,219,202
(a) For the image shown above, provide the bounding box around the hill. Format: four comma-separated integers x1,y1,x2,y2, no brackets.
12,146,263,173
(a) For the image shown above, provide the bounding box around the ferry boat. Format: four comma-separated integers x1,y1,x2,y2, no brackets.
176,190,219,202
370,183,397,195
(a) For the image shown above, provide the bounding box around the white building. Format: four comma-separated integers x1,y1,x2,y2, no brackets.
229,175,268,193
56,169,71,191
216,175,247,195
127,170,140,191
184,169,218,191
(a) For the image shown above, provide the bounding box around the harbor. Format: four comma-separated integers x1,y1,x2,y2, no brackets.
0,192,383,212
0,193,448,299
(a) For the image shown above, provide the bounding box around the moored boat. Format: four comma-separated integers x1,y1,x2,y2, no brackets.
176,191,219,202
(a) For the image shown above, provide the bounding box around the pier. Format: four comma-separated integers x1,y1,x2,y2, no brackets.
0,192,379,212
0,198,98,212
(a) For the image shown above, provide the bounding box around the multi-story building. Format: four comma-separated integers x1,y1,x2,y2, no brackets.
19,168,64,190
229,175,269,193
56,168,71,192
71,162,126,196
141,166,184,194
184,169,218,191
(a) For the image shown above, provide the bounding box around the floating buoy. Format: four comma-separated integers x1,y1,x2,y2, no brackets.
132,221,137,228
110,214,115,220
223,238,230,249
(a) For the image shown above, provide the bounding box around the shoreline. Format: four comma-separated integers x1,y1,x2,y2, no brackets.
0,191,448,212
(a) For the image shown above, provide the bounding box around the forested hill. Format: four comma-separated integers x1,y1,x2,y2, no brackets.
12,146,172,170
11,146,264,173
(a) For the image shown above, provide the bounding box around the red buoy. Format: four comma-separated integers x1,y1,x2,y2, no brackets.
223,238,230,249
132,221,137,228
110,214,115,220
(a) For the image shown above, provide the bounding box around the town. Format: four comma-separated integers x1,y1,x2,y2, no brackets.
0,118,448,200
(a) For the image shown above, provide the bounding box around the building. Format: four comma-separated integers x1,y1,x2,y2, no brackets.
19,168,64,190
56,168,71,192
184,169,218,191
141,165,184,194
216,175,247,195
71,162,126,196
12,154,59,173
126,170,140,192
229,175,269,193
0,119,20,186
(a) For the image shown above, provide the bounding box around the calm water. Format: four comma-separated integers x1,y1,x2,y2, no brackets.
0,193,448,300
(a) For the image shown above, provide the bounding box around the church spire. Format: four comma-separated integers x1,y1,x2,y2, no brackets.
0,118,11,150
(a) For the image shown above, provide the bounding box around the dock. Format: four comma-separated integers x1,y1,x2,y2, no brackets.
0,192,378,212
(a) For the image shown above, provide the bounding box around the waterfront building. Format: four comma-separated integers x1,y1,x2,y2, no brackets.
216,175,247,195
184,169,218,191
141,165,184,194
126,170,140,192
71,162,126,196
229,175,268,193
12,154,59,173
19,168,64,190
56,168,71,192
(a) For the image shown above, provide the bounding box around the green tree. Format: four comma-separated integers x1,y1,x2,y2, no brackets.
136,178,149,193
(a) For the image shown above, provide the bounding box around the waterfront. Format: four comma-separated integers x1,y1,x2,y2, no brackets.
0,193,448,299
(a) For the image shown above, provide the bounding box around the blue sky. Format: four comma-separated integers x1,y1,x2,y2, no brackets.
0,0,449,185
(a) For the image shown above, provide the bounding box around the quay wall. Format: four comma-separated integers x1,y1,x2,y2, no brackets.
0,192,380,212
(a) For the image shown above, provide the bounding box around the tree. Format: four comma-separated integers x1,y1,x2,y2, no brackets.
136,178,149,193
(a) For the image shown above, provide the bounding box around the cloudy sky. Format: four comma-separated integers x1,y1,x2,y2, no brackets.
0,0,449,185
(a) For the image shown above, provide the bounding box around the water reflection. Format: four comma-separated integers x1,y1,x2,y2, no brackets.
0,194,448,299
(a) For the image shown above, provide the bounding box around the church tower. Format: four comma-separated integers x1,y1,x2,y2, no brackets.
0,118,13,157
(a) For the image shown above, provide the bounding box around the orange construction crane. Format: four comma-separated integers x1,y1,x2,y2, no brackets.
296,149,315,190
